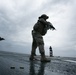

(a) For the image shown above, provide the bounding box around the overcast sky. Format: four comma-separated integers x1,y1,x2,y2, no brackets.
0,0,76,57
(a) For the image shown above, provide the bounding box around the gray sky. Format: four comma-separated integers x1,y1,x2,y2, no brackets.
0,0,76,57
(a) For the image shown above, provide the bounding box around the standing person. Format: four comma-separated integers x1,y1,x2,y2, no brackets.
30,14,56,62
49,46,53,57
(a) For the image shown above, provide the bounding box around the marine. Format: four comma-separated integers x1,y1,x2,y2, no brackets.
30,14,56,62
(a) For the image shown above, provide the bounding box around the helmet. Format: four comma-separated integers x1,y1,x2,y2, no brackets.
39,14,49,19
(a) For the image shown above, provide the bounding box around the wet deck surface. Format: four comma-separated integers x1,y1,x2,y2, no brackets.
0,51,76,75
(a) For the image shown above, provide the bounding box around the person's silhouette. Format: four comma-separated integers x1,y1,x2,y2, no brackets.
30,14,55,62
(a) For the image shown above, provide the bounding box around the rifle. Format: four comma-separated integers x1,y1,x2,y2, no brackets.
46,22,56,30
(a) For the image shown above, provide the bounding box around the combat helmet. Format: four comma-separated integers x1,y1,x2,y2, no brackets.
39,14,49,19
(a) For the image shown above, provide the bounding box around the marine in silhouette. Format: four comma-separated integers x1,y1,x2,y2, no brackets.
49,46,53,57
30,14,56,62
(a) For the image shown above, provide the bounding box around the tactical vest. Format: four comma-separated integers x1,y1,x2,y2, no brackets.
33,21,47,36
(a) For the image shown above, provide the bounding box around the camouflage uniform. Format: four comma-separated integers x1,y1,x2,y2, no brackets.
30,14,55,62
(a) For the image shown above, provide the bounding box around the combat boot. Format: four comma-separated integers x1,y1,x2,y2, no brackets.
29,55,34,60
41,53,50,62
41,56,50,62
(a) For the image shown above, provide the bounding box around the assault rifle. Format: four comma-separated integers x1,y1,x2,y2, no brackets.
46,22,56,30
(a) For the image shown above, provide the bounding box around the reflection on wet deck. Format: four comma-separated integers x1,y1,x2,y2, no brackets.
0,51,76,75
